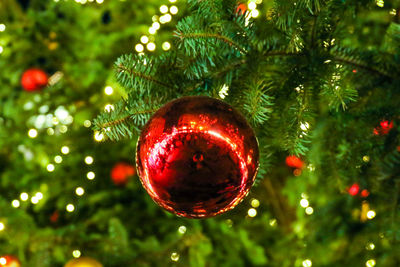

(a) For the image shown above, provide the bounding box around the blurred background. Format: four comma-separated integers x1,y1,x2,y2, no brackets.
0,0,399,266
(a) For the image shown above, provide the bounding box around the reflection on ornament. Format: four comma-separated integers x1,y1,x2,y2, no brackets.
64,257,103,267
111,162,135,186
136,96,259,218
0,255,21,267
373,120,393,135
348,183,360,196
286,155,304,169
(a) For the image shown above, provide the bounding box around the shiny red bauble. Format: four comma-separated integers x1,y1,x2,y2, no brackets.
285,155,304,169
136,96,259,218
21,68,48,92
0,255,21,267
111,162,136,186
348,183,360,196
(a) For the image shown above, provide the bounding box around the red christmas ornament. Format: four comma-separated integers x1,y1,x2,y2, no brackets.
111,162,136,186
21,68,48,92
373,120,393,135
348,183,360,196
136,96,259,218
236,3,247,15
50,210,59,223
0,255,21,267
285,155,304,169
360,189,370,198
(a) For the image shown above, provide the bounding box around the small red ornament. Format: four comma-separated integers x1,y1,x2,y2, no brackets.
348,183,360,196
236,3,247,15
136,96,259,218
21,68,48,92
373,120,393,135
111,162,136,186
0,255,21,267
360,189,370,198
285,155,304,169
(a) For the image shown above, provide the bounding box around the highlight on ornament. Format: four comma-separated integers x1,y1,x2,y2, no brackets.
136,96,259,218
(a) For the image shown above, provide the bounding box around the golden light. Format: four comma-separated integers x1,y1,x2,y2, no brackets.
87,171,95,180
170,5,178,14
367,210,376,220
300,198,309,208
363,155,370,162
162,41,171,51
47,128,55,135
66,204,75,212
28,128,38,138
20,192,29,201
0,257,6,265
251,198,260,208
35,192,43,200
251,9,259,18
94,131,104,142
104,104,114,112
366,259,376,267
152,22,160,30
31,196,39,204
366,242,375,250
178,225,187,234
160,14,172,24
76,187,85,196
248,2,257,10
85,156,94,165
248,208,257,217
84,120,91,128
104,86,113,95
305,207,314,215
96,0,104,3
0,222,4,231
170,252,179,262
302,259,312,267
61,146,70,154
0,24,5,32
376,0,384,7
0,46,3,54
135,43,144,53
147,42,156,51
12,200,20,208
140,35,149,44
54,155,63,163
160,5,168,13
72,250,81,258
47,164,55,172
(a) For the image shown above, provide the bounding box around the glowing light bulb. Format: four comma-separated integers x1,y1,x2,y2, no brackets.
248,2,257,10
104,86,113,95
72,250,81,258
169,0,176,2
305,207,314,215
147,42,156,51
170,5,178,14
376,0,384,7
20,192,29,201
0,46,3,54
250,198,260,208
302,259,312,267
96,0,104,3
135,43,144,53
367,210,376,219
47,128,55,135
87,171,95,180
54,155,63,163
66,204,75,212
85,156,94,165
12,200,20,208
248,208,257,217
251,9,259,18
0,257,6,265
300,122,310,131
28,128,38,138
152,22,160,30
31,196,39,204
178,225,186,234
47,164,55,172
300,199,309,208
170,252,179,262
76,187,85,196
94,131,104,142
366,242,375,250
160,5,168,13
148,27,156,34
36,192,43,200
84,120,91,128
0,222,5,231
162,41,171,51
104,104,114,112
366,259,376,267
61,146,70,154
140,35,149,44
160,14,172,24
0,24,5,32
363,155,370,162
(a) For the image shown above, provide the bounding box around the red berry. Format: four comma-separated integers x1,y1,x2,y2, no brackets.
21,68,48,92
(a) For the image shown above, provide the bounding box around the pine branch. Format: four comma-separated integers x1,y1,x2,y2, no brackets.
332,56,392,78
174,32,247,55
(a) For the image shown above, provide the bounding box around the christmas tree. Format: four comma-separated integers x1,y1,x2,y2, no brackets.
1,0,400,266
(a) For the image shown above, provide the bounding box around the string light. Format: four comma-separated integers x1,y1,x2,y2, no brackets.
160,5,169,13
0,46,3,54
305,207,314,215
61,146,70,154
72,250,81,258
169,0,176,2
302,259,312,267
20,192,29,201
66,204,75,212
152,22,160,30
84,120,91,128
170,6,178,15
170,252,180,262
300,199,309,208
35,192,43,200
85,156,94,165
248,208,257,217
104,86,113,95
55,155,63,163
0,24,5,32
250,9,259,18
135,43,144,53
96,0,104,3
87,171,95,180
376,0,384,7
160,14,172,24
147,42,156,51
31,196,39,204
28,128,38,138
12,200,20,208
367,210,376,220
178,225,186,234
366,259,376,267
140,35,149,44
76,187,85,196
47,128,55,135
250,198,260,208
162,41,171,51
94,131,104,142
47,164,55,172
363,155,370,162
0,257,6,265
366,242,375,250
300,122,310,131
104,104,114,112
269,218,277,227
0,222,5,231
148,27,157,34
